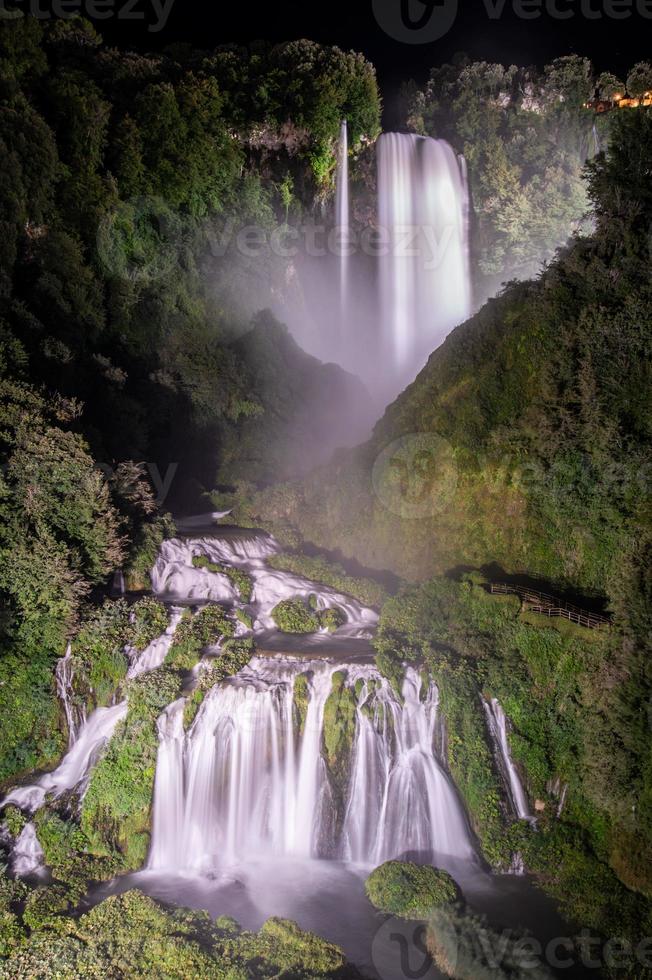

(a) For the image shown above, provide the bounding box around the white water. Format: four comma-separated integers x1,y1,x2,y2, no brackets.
148,657,473,872
483,697,531,820
1,702,127,813
151,533,377,636
335,120,349,327
55,644,85,747
127,606,184,679
377,133,471,390
342,668,472,864
11,822,44,876
272,132,471,403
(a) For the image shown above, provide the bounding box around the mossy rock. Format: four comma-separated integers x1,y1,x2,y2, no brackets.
192,554,223,574
2,806,27,838
271,599,320,634
235,608,253,630
318,606,347,632
293,672,311,738
322,671,357,829
365,861,461,919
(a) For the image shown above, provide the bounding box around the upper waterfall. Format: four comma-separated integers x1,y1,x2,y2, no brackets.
274,131,472,404
377,133,471,391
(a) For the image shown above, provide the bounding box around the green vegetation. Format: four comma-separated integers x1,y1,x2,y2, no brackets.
78,607,240,873
0,889,358,978
405,55,615,299
166,604,235,670
293,672,311,738
318,607,346,632
192,554,253,602
267,552,388,608
365,862,461,919
373,573,652,954
322,671,357,829
271,598,320,634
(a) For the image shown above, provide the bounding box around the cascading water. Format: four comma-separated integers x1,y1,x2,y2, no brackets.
483,697,532,820
377,133,471,391
127,606,184,679
55,643,85,747
342,668,472,864
152,533,377,636
148,657,474,872
274,132,471,403
1,702,128,813
11,823,44,876
335,120,349,327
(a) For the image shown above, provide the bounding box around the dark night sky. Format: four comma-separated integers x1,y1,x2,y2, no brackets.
97,0,650,112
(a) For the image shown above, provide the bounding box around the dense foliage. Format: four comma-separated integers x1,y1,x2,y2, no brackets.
365,861,460,919
405,56,649,298
374,574,652,964
0,17,380,788
0,887,358,978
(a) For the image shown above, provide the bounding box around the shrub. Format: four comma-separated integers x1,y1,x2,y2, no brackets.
318,607,346,632
365,861,461,919
271,599,320,634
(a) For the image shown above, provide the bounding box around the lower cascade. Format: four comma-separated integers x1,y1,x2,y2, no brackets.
148,656,474,872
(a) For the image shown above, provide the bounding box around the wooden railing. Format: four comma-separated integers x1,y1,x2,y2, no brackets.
489,583,611,630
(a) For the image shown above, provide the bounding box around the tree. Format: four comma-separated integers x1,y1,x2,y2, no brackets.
626,62,652,98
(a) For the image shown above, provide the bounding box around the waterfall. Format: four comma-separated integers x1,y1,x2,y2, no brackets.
148,658,474,872
335,120,349,327
1,702,127,813
342,670,472,864
483,698,532,820
151,533,377,635
112,569,126,596
11,823,44,876
376,133,471,391
127,606,184,679
55,643,85,748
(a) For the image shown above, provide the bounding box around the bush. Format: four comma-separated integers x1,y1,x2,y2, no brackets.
317,607,346,632
271,599,320,634
365,862,461,919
